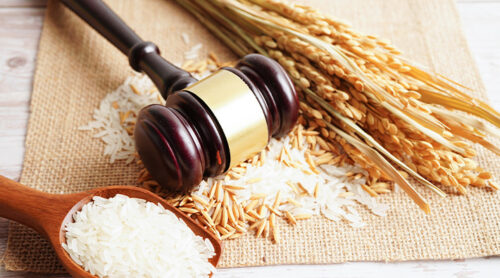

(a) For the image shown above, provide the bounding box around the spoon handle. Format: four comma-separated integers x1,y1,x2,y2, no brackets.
0,175,81,236
60,0,197,98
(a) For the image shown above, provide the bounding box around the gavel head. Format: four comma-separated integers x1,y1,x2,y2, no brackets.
134,54,298,193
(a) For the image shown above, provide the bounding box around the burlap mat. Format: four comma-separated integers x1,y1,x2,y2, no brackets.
2,0,499,273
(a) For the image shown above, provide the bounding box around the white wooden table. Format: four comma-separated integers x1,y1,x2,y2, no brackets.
1,0,499,277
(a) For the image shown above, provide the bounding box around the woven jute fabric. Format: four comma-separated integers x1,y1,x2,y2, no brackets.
2,0,499,273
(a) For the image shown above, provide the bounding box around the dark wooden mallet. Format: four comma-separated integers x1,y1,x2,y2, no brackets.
62,0,299,192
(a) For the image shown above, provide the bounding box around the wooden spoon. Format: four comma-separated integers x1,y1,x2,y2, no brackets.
0,175,222,277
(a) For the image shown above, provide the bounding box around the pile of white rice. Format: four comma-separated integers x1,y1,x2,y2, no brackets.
197,136,389,228
63,194,216,278
79,75,164,163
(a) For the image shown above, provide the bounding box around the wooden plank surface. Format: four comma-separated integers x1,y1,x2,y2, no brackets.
0,0,47,8
0,0,499,277
0,7,44,182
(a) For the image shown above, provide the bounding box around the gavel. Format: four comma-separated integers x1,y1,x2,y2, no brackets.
62,0,299,193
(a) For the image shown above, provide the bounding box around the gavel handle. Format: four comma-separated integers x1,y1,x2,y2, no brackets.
60,0,197,97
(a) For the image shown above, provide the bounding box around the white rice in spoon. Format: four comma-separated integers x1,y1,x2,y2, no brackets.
62,194,216,278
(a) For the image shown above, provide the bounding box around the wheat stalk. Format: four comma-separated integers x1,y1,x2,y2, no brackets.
174,0,499,212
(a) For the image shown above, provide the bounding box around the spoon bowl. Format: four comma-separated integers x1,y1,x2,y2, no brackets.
0,175,222,278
